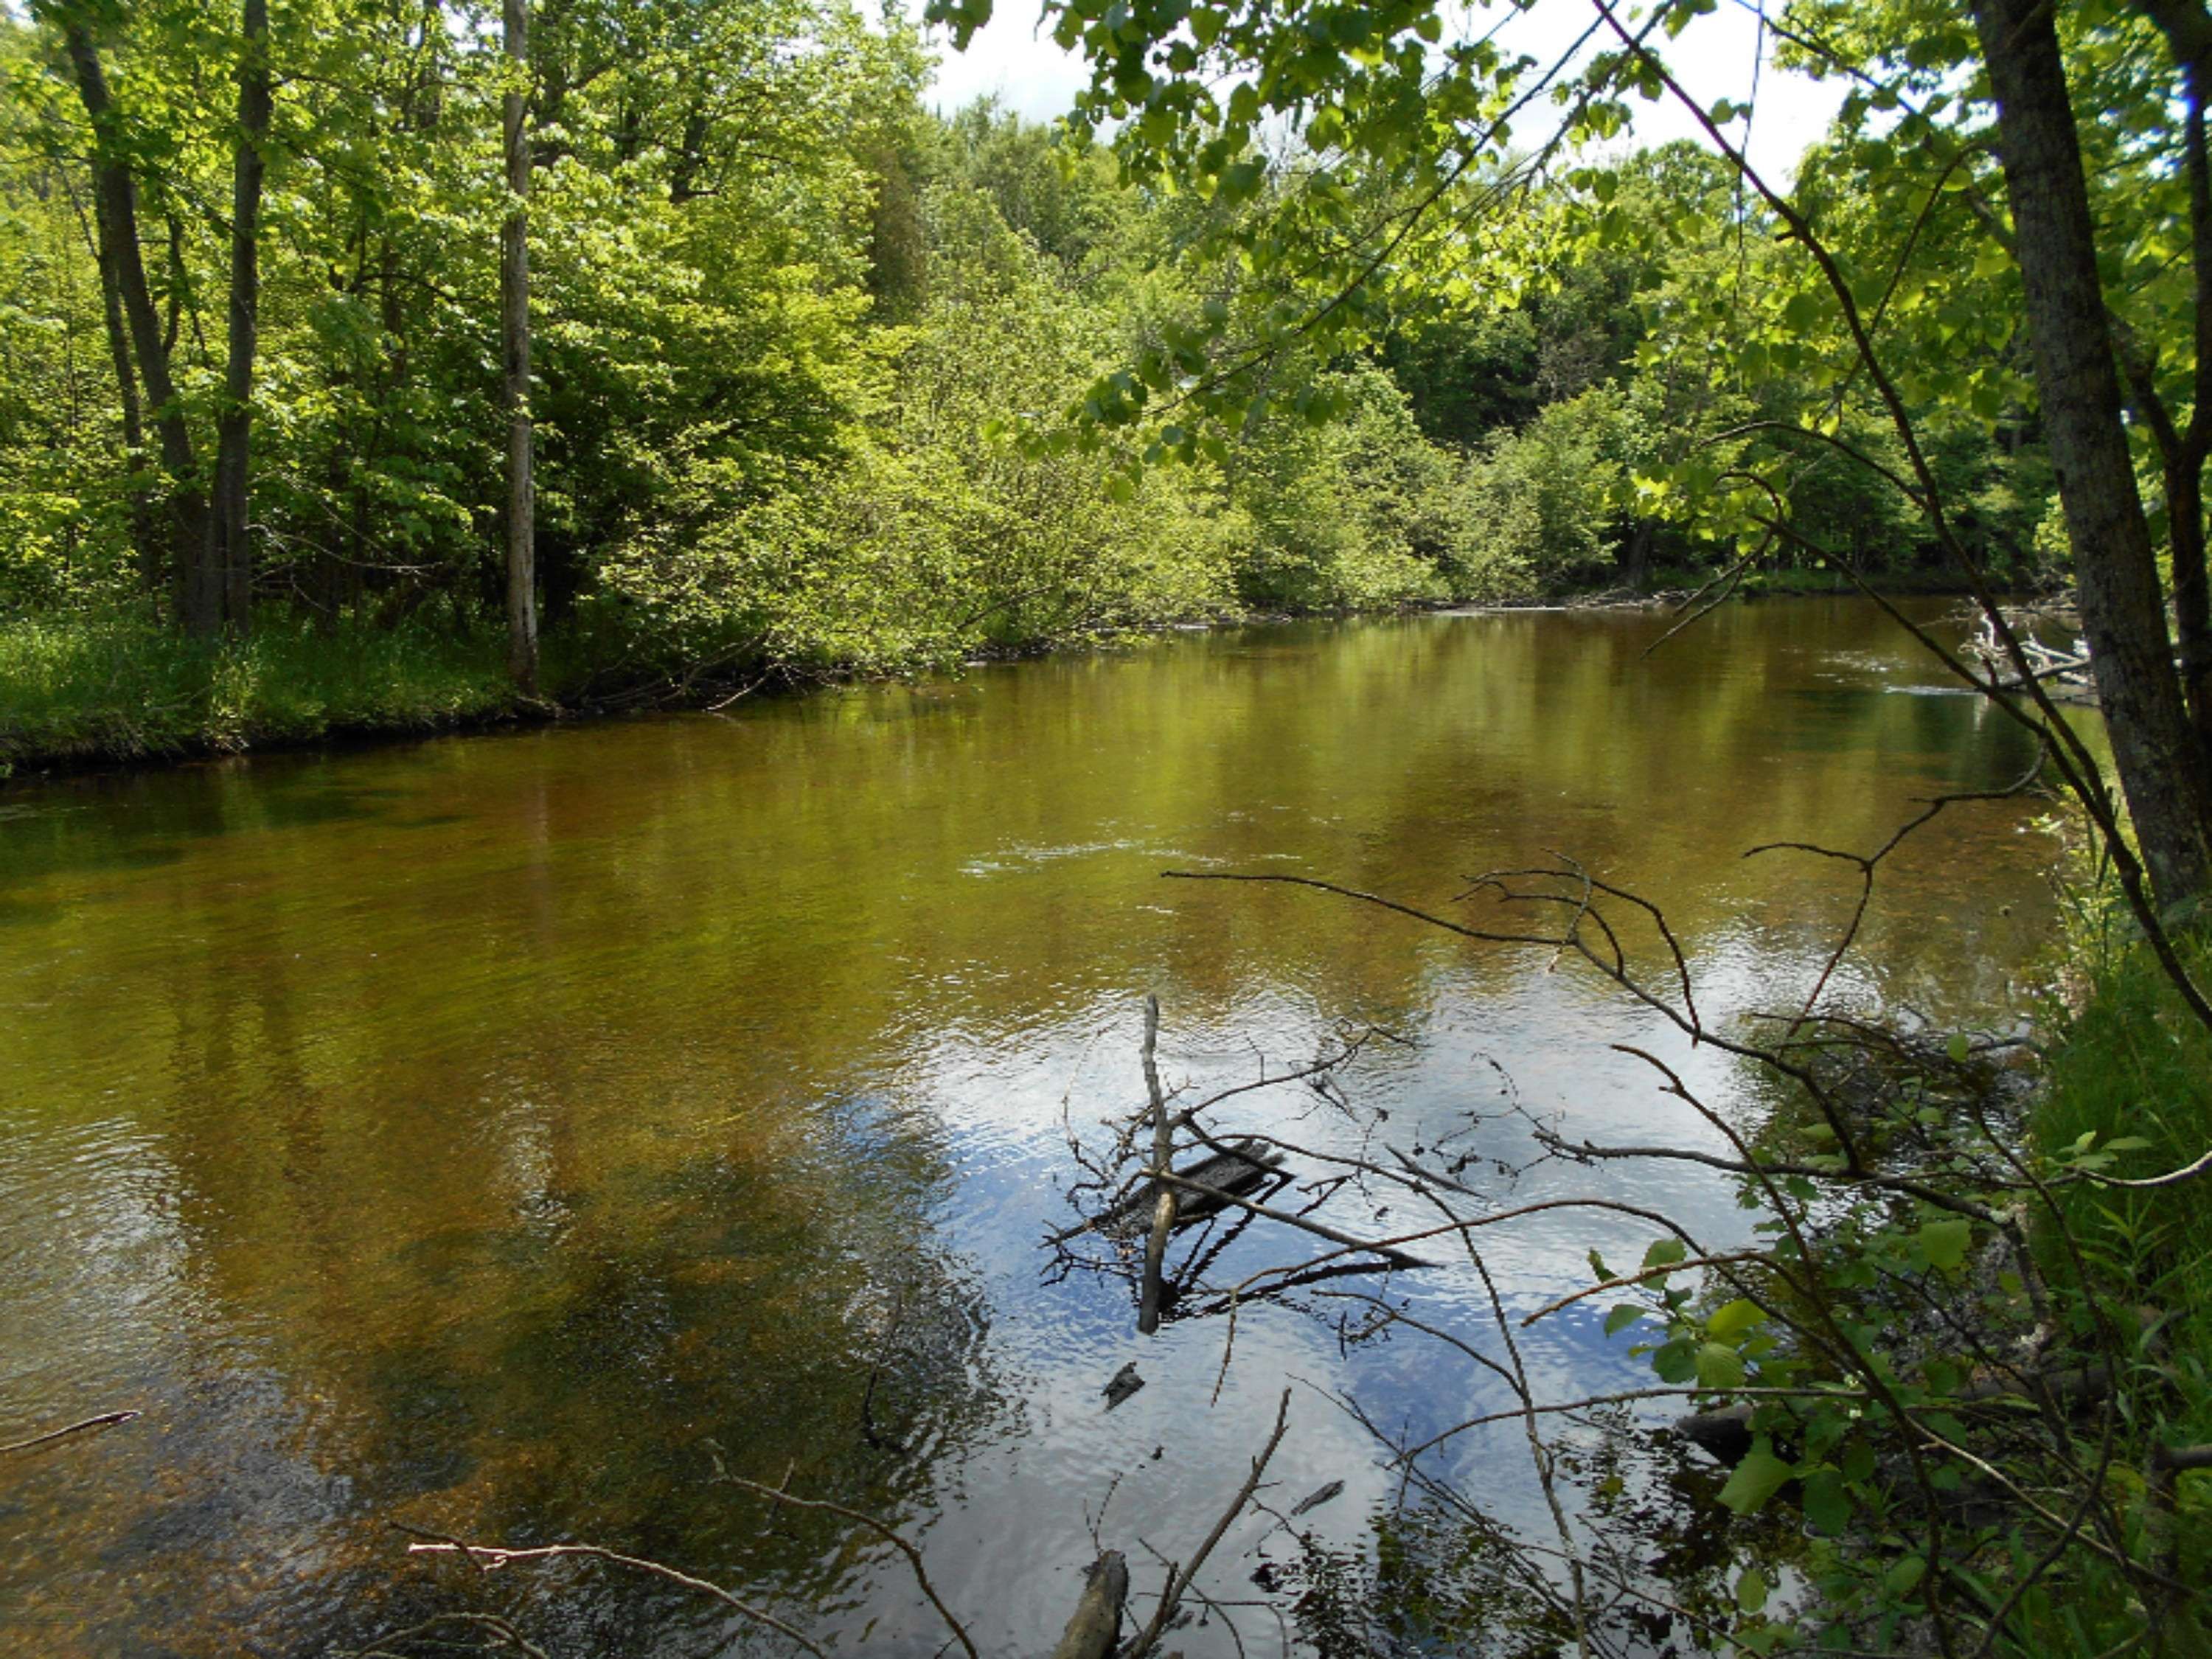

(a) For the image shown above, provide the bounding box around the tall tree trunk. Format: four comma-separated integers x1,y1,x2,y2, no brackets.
74,184,159,607
501,0,538,695
1622,518,1655,593
1973,0,2212,907
2135,0,2212,753
56,13,213,633
211,0,271,638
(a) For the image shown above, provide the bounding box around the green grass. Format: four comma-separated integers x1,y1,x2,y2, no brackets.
0,609,518,771
2015,919,2212,1651
2032,919,2212,1439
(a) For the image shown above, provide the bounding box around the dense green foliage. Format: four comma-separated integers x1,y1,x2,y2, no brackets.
0,0,2069,764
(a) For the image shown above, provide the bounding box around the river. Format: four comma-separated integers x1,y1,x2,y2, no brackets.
0,599,2065,1657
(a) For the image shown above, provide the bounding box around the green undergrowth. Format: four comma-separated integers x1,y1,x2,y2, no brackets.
2034,897,2212,1447
1956,852,2212,1650
0,610,517,770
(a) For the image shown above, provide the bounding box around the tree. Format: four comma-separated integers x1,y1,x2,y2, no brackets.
502,0,538,694
44,1,210,627
1964,0,2212,903
209,0,270,637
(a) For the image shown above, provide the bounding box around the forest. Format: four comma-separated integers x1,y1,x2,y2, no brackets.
0,0,2059,765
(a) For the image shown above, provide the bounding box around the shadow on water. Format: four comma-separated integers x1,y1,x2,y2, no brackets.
0,600,2079,1655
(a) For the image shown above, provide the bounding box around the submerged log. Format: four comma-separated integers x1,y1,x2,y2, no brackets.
1048,1550,1127,1659
1677,1402,1754,1466
1063,1139,1288,1243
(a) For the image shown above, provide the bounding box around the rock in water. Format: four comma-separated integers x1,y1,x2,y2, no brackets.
1290,1479,1344,1517
1102,1361,1145,1411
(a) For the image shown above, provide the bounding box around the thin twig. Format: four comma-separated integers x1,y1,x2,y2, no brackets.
0,1409,140,1455
717,1479,978,1659
1122,1388,1293,1659
403,1539,827,1658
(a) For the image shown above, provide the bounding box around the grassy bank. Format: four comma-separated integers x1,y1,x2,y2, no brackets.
0,577,2010,776
0,611,519,773
2033,880,2212,1447
1,602,1265,775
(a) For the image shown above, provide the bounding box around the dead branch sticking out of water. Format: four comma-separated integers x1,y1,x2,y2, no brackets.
1098,826,2212,1654
0,1408,140,1455
716,1476,979,1659
398,1531,830,1658
1138,992,1175,1335
382,1413,1310,1659
1121,1388,1293,1659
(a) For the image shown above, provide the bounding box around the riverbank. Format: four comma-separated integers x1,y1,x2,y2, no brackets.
0,576,2027,779
1691,839,2212,1654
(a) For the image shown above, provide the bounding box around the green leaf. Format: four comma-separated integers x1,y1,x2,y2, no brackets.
1735,1566,1770,1614
1801,1466,1851,1534
1695,1341,1747,1389
1604,1303,1644,1337
1642,1235,1688,1273
1652,1337,1699,1384
1717,1442,1794,1515
1708,1298,1765,1342
1919,1217,1972,1272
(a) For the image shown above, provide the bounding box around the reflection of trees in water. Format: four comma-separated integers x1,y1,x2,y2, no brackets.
1279,1413,1759,1659
326,1133,1004,1659
0,602,2067,1655
10,1031,1000,1656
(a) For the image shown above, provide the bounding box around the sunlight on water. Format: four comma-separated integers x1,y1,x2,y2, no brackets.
0,601,2070,1656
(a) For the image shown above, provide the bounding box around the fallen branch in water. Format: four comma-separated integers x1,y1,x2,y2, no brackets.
1047,1550,1128,1659
401,1534,828,1658
1121,1387,1293,1659
716,1477,978,1659
1147,1168,1436,1267
0,1408,140,1455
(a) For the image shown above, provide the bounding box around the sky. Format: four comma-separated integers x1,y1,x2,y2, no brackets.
924,0,1850,186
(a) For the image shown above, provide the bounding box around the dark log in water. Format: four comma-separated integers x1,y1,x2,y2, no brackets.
1063,1140,1287,1244
1048,1551,1127,1659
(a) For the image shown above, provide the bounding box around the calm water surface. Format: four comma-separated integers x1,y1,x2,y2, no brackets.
0,602,2065,1656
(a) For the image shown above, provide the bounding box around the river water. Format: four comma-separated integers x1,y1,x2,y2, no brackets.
0,600,2065,1657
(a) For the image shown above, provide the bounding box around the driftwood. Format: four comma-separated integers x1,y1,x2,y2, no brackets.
1054,1140,1288,1245
1048,1551,1127,1659
1090,1141,1289,1240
